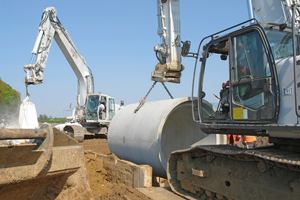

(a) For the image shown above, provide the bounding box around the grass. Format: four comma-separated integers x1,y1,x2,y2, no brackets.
38,118,66,123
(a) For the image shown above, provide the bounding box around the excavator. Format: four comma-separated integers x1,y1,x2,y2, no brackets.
150,0,300,199
0,7,113,199
24,7,120,139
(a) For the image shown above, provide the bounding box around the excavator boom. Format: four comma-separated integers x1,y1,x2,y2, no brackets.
24,7,94,106
23,7,119,138
151,0,188,83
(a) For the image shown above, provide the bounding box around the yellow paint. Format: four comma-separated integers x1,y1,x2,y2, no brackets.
233,107,243,119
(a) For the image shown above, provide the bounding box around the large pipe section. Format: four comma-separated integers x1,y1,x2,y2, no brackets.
108,97,226,177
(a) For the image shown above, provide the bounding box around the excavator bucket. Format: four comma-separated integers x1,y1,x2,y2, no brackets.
0,123,94,200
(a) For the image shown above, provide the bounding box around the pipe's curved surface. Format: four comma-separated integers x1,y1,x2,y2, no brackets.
108,97,226,177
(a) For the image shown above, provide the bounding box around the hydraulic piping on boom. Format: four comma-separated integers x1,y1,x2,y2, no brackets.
151,0,191,84
23,7,119,138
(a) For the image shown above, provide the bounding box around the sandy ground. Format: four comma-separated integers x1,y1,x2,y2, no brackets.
81,139,111,155
0,129,270,199
82,139,152,200
81,136,270,199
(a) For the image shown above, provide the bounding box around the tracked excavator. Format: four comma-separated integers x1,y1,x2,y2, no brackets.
0,8,103,199
158,0,300,199
108,0,227,181
24,7,120,140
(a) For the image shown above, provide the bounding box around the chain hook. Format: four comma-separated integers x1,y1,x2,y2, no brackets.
134,81,157,113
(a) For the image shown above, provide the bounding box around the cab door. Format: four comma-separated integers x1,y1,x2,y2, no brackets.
108,98,115,120
86,95,100,120
229,27,278,122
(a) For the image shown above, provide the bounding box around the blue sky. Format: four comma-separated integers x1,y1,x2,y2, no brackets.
0,1,249,117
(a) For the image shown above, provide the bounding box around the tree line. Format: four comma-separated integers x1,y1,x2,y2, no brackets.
0,78,21,123
38,114,53,120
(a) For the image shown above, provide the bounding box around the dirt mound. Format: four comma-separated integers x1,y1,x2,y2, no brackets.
82,137,270,199
82,138,111,155
83,140,152,200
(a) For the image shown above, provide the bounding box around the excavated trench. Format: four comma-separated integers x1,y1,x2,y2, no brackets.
0,126,269,200
0,108,267,200
83,136,270,199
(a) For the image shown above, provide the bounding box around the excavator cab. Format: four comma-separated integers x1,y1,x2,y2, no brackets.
84,94,116,135
196,23,279,135
86,94,116,121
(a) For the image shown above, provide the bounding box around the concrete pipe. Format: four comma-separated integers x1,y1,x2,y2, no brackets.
108,97,226,177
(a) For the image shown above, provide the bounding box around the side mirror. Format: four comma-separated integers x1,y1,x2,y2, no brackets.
201,91,206,99
220,54,228,61
181,40,191,57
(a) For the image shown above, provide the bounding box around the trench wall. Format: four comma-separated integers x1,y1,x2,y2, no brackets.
84,151,152,188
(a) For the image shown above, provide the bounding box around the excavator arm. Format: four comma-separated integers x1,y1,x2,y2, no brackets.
151,0,190,83
24,7,94,106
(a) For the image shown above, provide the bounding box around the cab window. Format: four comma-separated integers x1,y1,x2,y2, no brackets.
231,30,271,109
109,98,115,116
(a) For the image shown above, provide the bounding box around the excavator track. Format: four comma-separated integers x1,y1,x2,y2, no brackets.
167,145,300,200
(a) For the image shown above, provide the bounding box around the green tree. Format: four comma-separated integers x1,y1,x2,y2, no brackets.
39,114,44,120
43,114,48,120
0,78,21,123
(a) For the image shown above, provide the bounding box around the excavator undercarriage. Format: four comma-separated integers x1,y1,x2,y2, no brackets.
167,145,300,200
0,124,94,200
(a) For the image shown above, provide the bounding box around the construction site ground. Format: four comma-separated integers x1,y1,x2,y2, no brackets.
82,138,186,200
0,127,269,200
82,136,269,199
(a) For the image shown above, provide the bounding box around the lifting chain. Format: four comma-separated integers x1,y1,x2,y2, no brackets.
26,83,30,97
134,81,157,113
162,82,174,99
134,81,174,113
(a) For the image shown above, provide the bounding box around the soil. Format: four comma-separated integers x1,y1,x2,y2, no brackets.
81,136,270,199
0,131,270,199
82,139,152,200
82,138,111,155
